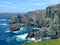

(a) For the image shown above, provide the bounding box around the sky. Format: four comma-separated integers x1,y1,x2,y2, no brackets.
0,0,60,13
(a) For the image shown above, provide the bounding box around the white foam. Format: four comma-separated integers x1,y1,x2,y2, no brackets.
35,37,51,42
36,38,43,42
15,33,28,41
19,27,29,33
5,27,25,33
5,30,20,33
6,27,29,33
33,28,40,29
31,38,35,40
44,37,51,40
12,30,20,33
16,33,28,39
20,27,26,31
0,19,7,21
28,38,36,41
0,23,7,25
6,30,10,32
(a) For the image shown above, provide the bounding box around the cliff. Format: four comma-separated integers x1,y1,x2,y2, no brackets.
26,4,60,39
8,4,60,39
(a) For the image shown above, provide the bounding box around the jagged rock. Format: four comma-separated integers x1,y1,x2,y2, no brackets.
26,28,35,38
8,15,22,31
25,10,46,28
10,23,20,31
46,6,51,18
10,15,22,24
46,4,60,25
46,4,60,18
26,27,60,40
7,4,60,39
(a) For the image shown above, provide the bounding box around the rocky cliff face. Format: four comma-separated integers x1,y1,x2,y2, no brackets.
46,4,60,18
8,4,60,39
26,4,60,40
25,10,46,28
26,10,46,21
46,4,60,27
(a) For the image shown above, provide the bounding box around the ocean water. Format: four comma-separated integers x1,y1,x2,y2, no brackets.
0,15,51,45
0,15,31,45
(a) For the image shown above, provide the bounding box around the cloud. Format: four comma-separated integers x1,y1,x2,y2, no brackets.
47,0,60,4
0,1,18,9
0,1,19,13
28,2,49,6
0,0,60,13
27,0,60,6
0,4,17,9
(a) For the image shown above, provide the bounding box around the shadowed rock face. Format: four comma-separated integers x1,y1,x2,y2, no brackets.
26,28,35,38
46,4,60,20
46,4,60,17
26,27,60,39
8,15,22,31
10,23,20,31
46,4,60,28
9,15,22,24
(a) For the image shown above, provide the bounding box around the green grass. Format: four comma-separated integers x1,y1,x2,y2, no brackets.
23,38,60,45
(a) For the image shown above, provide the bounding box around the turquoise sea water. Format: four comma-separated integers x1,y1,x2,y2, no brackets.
0,16,32,45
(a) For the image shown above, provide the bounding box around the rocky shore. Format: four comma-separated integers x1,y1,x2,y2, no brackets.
7,4,60,40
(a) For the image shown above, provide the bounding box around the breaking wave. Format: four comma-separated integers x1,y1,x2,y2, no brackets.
0,23,7,26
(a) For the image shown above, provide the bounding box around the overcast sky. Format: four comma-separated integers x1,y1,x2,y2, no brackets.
0,0,60,13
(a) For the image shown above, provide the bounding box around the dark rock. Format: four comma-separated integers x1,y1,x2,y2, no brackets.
26,28,35,38
10,23,20,31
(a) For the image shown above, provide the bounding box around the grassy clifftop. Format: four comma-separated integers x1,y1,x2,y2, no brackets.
24,38,60,45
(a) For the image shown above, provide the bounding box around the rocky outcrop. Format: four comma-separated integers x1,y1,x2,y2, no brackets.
26,27,60,39
26,28,35,38
25,10,46,28
10,23,20,31
8,15,22,31
9,15,22,24
8,4,60,39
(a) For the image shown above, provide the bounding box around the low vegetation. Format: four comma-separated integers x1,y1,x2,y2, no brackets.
24,38,60,45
